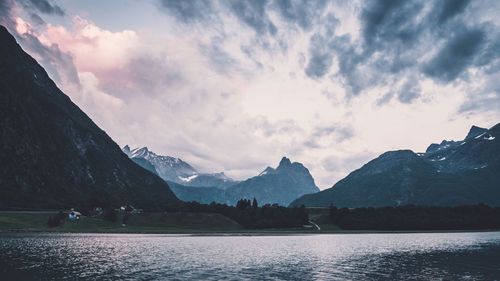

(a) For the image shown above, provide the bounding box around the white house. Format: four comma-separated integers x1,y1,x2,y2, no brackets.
68,210,81,221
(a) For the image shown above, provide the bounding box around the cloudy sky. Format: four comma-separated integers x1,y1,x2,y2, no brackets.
1,0,500,188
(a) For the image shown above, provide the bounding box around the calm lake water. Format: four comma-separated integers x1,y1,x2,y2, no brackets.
0,232,499,280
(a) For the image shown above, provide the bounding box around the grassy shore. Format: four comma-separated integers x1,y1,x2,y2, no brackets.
1,211,498,235
0,211,350,234
0,211,248,234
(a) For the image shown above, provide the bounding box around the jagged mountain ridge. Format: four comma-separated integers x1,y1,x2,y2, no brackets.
291,124,500,207
123,147,320,206
122,146,238,189
0,25,179,209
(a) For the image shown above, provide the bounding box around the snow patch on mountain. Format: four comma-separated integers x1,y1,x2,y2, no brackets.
122,146,238,188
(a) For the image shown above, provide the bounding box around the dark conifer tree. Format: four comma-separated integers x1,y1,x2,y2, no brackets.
252,198,258,208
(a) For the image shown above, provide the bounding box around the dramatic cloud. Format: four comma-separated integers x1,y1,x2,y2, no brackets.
423,28,486,82
0,1,78,88
4,0,500,188
23,0,65,16
273,0,328,30
157,0,213,23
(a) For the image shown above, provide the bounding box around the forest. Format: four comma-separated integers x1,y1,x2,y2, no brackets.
170,199,309,229
328,204,500,230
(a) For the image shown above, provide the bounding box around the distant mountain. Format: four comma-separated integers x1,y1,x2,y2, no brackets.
291,124,500,207
122,146,238,189
226,157,320,206
0,26,179,210
123,147,320,206
165,181,231,204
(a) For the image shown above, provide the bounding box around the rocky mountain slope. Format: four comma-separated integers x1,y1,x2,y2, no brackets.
290,124,500,207
0,26,179,210
226,157,320,206
123,147,320,206
123,146,238,189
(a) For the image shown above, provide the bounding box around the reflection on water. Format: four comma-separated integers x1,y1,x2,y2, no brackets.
0,232,499,280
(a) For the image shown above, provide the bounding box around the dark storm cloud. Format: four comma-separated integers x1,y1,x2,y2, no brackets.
0,0,16,28
397,78,421,104
423,28,486,82
435,0,471,24
303,0,497,103
157,0,330,34
23,0,65,16
1,0,64,29
361,0,424,46
474,29,500,69
157,0,213,23
273,0,328,30
375,75,422,105
304,13,340,79
157,0,498,107
229,0,276,35
305,33,333,79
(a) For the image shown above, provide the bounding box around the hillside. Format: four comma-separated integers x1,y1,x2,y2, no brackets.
0,26,179,210
291,124,500,207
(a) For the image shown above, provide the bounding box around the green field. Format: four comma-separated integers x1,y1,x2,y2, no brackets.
0,211,329,234
0,210,336,234
0,211,247,234
1,211,494,235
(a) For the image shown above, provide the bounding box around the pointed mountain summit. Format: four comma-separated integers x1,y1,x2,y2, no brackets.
123,145,131,154
278,156,292,169
0,26,179,209
126,152,321,206
465,125,488,140
226,157,319,206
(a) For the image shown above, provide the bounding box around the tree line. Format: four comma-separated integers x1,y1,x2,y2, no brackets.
329,204,500,230
52,198,309,229
169,199,308,229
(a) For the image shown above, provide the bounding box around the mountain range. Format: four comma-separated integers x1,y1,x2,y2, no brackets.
1,24,499,211
122,147,320,206
290,123,500,207
123,146,238,189
0,26,179,210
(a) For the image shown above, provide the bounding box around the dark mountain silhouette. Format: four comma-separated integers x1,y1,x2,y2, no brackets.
0,26,179,210
291,124,500,207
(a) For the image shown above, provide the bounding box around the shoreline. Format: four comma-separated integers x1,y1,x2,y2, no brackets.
2,211,499,236
1,228,499,236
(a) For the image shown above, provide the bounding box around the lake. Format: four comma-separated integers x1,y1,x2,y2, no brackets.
0,232,499,280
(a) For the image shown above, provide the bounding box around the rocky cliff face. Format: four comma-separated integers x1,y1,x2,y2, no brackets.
0,26,179,209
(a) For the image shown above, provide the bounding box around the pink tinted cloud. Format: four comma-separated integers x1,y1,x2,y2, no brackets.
43,17,139,72
38,17,141,94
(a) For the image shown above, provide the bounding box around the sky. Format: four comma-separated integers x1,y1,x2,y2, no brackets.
1,0,500,189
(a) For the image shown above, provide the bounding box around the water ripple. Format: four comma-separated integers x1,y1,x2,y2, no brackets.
0,232,499,280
